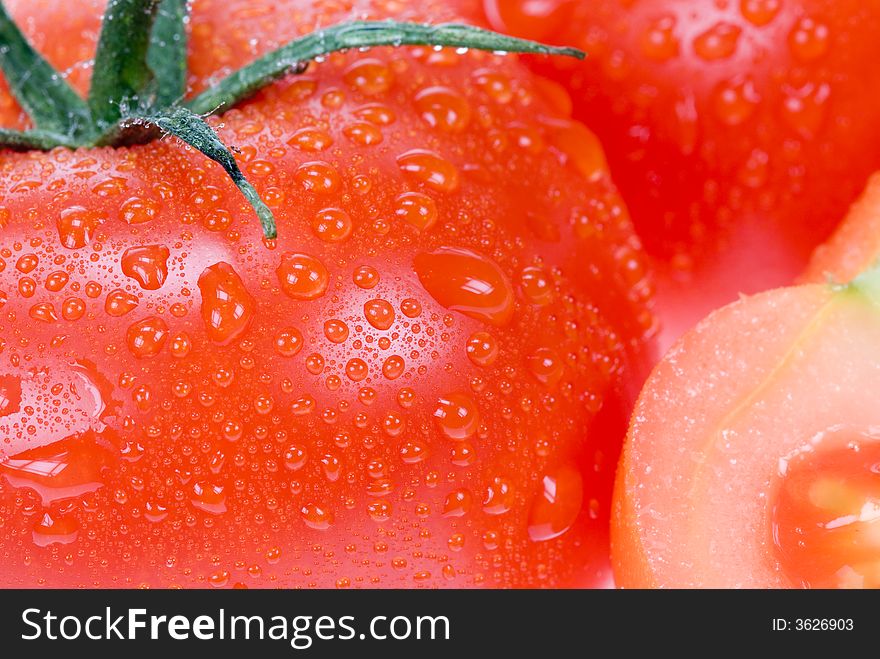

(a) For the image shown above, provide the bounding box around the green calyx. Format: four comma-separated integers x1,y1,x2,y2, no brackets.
0,0,585,239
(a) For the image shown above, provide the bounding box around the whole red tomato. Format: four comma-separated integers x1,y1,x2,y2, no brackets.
0,0,654,587
467,0,880,343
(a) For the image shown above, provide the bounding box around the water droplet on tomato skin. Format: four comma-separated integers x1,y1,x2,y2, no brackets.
29,302,58,323
640,14,679,61
693,22,742,61
433,393,480,440
126,316,169,358
345,358,369,382
740,0,781,26
276,252,329,301
399,439,428,464
527,347,565,387
190,481,227,515
294,161,341,193
301,502,334,530
442,488,473,517
353,265,380,289
57,206,102,249
274,327,304,357
342,121,383,146
466,331,498,367
324,319,349,344
105,289,139,317
0,434,115,505
483,475,515,515
15,253,38,274
288,126,333,152
312,208,353,243
394,192,438,231
198,262,255,345
519,266,555,305
788,16,830,62
713,77,761,126
414,86,472,132
62,297,86,321
45,271,70,292
344,58,394,95
527,465,583,542
397,149,459,192
121,244,170,290
414,247,515,326
382,355,405,380
364,299,395,330
32,512,79,547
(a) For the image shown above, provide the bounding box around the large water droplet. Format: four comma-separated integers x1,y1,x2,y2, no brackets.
414,247,514,326
198,262,255,345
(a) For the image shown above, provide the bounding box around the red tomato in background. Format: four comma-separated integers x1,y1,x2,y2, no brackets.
0,0,655,587
463,0,880,345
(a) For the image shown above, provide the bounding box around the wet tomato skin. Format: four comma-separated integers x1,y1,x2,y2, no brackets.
465,0,880,344
0,0,655,587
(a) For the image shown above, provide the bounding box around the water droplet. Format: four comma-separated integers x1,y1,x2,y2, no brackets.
120,196,158,225
466,331,498,367
342,121,383,146
519,266,554,305
191,481,227,515
367,500,392,522
294,161,341,193
284,444,308,471
713,76,760,126
400,298,422,318
288,126,333,152
399,438,428,464
29,302,58,323
394,192,438,231
527,347,564,386
277,252,329,300
121,245,170,290
353,103,396,125
33,512,79,547
364,299,395,330
57,206,101,249
397,149,459,192
443,488,473,517
382,355,405,380
45,271,69,292
0,374,22,417
344,59,393,95
198,262,255,345
640,14,679,61
345,358,368,382
693,22,742,60
61,297,86,321
782,82,830,138
434,393,480,440
527,465,583,541
788,16,829,62
274,327,304,357
482,475,514,515
414,86,472,132
472,69,513,104
301,502,334,530
126,316,169,358
740,0,781,26
353,265,380,289
324,319,349,344
15,253,37,274
312,208,353,242
414,247,514,326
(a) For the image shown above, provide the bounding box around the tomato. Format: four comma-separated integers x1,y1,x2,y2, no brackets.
464,0,880,345
612,266,880,588
0,0,655,588
804,173,880,284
